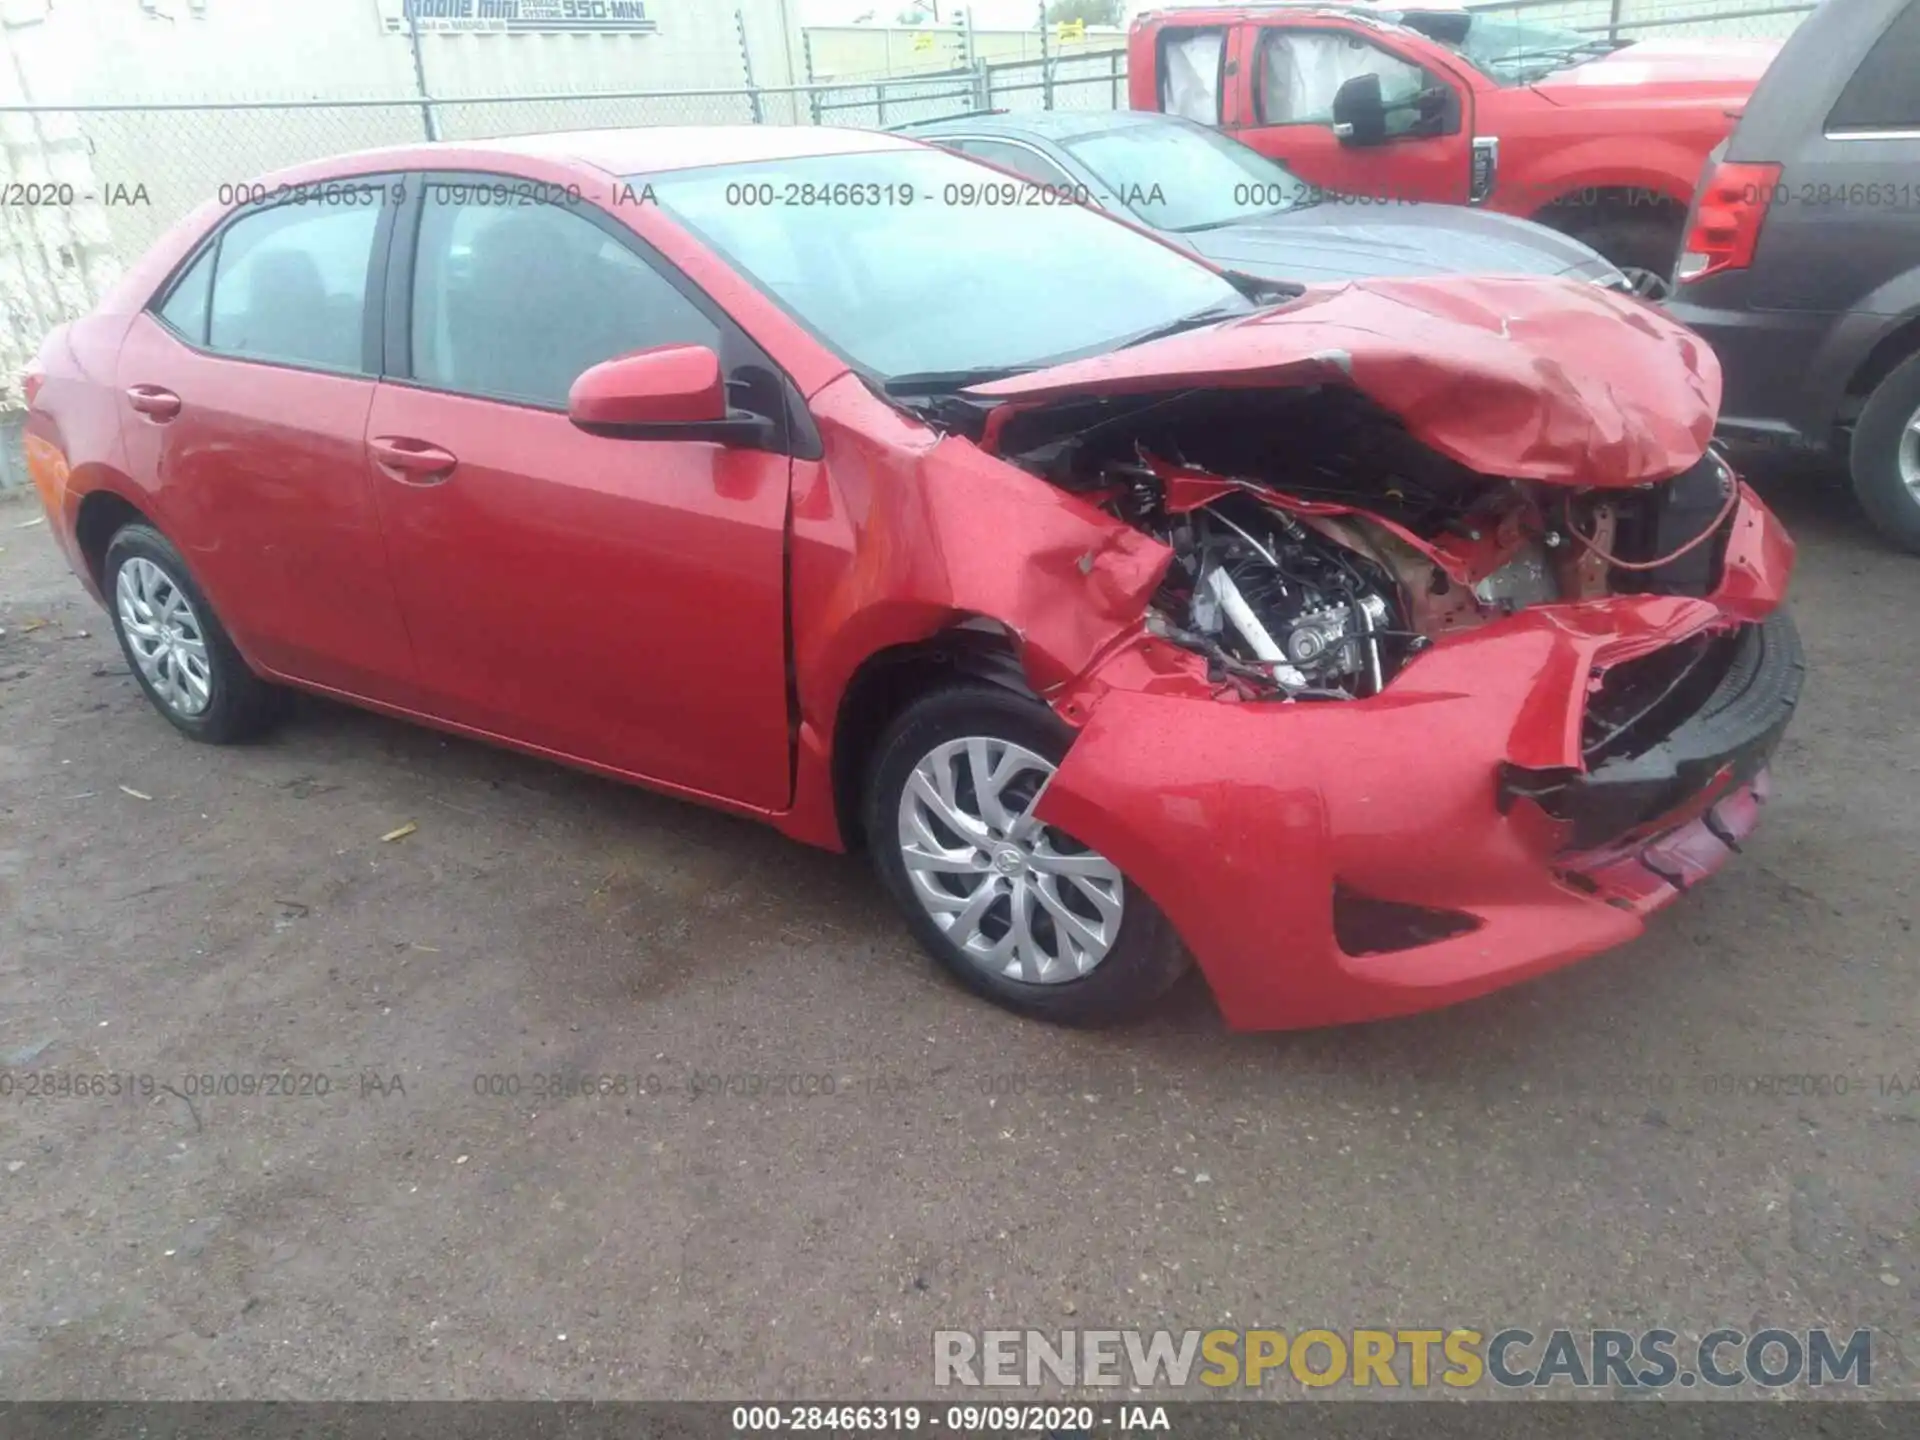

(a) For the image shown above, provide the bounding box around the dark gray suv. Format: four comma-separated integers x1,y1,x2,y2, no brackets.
1668,0,1920,553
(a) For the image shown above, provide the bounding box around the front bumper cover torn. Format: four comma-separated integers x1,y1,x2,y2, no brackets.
1499,609,1805,851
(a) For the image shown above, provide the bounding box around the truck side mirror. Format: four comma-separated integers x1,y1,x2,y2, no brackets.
1331,74,1388,146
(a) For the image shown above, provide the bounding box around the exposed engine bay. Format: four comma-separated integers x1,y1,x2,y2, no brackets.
975,387,1741,700
1112,479,1409,698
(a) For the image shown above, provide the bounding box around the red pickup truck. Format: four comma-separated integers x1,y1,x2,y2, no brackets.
1129,3,1781,292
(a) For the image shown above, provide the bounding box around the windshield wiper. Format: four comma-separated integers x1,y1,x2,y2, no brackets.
1117,298,1256,350
881,365,1037,395
1177,202,1302,233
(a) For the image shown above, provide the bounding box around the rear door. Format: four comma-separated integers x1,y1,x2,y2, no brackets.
115,180,419,701
363,173,794,807
1224,18,1472,204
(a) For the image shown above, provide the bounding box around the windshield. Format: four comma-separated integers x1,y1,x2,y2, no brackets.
1061,118,1320,233
1402,11,1614,86
642,149,1248,385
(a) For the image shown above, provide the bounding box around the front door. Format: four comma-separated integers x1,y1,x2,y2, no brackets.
365,176,794,808
1226,22,1473,205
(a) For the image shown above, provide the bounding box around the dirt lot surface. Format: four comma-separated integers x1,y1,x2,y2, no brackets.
0,468,1913,1401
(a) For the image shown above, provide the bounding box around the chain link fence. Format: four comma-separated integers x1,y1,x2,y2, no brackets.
1468,0,1818,40
987,52,1131,115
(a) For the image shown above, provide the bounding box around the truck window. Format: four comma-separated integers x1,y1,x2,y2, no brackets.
1826,0,1920,133
1257,30,1430,130
1159,27,1225,123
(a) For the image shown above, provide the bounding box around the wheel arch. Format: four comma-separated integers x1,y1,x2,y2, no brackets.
1513,143,1698,221
1843,310,1920,407
828,619,1043,852
1530,182,1689,232
74,487,158,591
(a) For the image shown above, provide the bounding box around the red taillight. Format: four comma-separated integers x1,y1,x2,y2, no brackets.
1677,161,1781,284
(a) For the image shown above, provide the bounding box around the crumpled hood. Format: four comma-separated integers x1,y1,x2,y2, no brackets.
970,275,1721,488
1180,202,1619,286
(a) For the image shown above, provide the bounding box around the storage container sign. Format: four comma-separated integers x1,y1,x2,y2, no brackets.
380,0,660,34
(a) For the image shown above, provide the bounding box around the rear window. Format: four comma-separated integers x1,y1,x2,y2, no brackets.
1827,0,1920,133
1158,27,1225,123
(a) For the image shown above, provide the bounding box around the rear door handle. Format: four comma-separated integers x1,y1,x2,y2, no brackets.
126,385,181,422
369,435,458,485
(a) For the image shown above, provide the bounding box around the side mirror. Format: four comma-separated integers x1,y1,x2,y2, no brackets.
1331,73,1388,146
568,344,774,446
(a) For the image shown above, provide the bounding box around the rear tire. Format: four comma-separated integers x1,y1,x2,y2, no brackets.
1848,352,1920,555
104,523,284,743
864,682,1189,1026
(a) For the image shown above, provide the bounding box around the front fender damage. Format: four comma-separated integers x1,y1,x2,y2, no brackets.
789,376,1172,704
778,374,1173,846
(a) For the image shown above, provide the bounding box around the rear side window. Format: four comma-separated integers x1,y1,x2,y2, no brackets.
206,198,383,374
1159,27,1225,123
156,248,215,345
1827,1,1920,132
409,185,721,409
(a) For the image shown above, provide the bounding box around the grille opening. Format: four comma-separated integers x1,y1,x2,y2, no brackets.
1333,885,1481,957
1583,631,1740,766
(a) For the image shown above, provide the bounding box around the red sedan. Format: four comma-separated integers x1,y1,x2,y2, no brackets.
21,127,1802,1030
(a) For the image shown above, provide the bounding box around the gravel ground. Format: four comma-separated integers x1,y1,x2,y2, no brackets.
0,466,1912,1401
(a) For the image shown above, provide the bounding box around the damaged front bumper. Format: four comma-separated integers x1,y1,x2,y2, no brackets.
1032,484,1799,1031
1500,608,1803,851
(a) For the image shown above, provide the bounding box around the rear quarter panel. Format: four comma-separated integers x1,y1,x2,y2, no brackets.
24,313,143,594
25,196,232,593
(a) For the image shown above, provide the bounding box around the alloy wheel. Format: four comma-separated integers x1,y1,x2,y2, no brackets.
1899,405,1920,502
894,736,1124,985
116,556,213,717
1619,266,1672,302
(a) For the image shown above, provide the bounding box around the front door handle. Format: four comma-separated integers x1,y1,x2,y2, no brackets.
369,435,458,485
126,385,182,422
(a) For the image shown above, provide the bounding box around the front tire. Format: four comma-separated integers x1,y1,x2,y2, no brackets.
1556,210,1682,301
1848,351,1920,555
864,682,1188,1026
104,523,283,743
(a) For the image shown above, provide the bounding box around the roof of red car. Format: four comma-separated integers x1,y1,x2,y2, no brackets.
479,125,922,175
260,125,922,188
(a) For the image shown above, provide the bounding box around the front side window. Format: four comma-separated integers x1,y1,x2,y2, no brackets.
1062,119,1316,231
644,149,1247,384
206,198,382,373
409,183,721,408
1257,30,1431,130
1827,0,1920,132
1159,28,1226,123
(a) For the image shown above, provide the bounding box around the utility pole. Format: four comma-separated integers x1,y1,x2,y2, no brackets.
404,3,438,142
